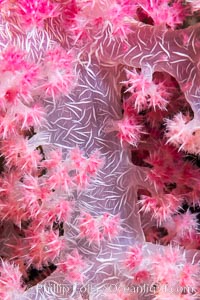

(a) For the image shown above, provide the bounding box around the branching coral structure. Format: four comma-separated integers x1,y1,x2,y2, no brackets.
0,1,200,300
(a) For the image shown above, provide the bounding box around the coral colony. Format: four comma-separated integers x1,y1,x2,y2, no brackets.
1,0,200,299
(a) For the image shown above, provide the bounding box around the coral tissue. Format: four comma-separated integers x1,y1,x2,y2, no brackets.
0,1,200,300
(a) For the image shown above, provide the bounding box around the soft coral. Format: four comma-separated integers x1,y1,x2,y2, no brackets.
138,0,190,29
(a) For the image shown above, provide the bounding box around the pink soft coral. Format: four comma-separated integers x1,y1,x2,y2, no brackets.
123,68,170,112
165,113,200,154
138,0,190,29
0,0,61,30
78,212,121,245
0,260,24,300
39,47,76,99
0,0,200,299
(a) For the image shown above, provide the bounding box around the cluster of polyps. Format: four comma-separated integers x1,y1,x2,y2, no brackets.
77,212,121,245
0,43,103,298
0,1,200,300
